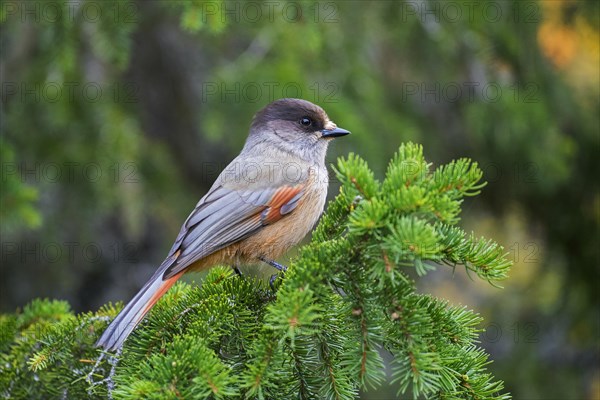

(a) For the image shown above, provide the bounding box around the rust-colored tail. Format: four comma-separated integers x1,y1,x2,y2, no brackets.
95,269,184,351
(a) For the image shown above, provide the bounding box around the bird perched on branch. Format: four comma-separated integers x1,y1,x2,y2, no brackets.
96,98,350,351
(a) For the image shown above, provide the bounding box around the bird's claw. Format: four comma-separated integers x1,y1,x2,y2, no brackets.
260,256,287,290
269,273,279,290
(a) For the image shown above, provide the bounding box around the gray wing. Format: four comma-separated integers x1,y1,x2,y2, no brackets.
160,183,305,279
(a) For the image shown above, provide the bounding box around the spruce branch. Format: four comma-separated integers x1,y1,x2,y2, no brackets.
1,143,512,399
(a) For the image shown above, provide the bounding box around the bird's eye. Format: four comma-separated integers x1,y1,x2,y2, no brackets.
300,117,312,127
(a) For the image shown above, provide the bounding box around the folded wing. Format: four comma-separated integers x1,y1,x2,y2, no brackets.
162,184,305,279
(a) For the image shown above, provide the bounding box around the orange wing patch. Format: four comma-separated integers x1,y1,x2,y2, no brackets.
261,186,304,225
141,250,184,320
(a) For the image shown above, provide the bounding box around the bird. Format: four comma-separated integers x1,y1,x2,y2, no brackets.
95,98,350,351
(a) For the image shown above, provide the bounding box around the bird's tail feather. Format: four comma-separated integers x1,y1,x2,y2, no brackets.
95,269,184,351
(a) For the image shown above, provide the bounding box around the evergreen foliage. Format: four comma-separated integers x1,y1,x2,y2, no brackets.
1,144,512,399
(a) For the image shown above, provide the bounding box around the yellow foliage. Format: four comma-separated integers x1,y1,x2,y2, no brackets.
537,23,577,68
537,0,599,99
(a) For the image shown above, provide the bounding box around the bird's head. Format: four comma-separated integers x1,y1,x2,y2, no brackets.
248,98,350,161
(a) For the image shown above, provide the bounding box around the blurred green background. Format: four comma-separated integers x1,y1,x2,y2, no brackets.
1,0,598,398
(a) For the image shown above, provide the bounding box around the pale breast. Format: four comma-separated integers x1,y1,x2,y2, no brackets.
187,164,328,271
237,165,328,261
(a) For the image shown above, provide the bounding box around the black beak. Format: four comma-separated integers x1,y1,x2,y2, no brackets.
321,127,351,138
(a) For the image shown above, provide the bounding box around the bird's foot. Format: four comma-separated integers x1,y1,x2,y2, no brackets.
231,265,243,277
259,256,287,290
259,256,287,272
269,273,280,289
